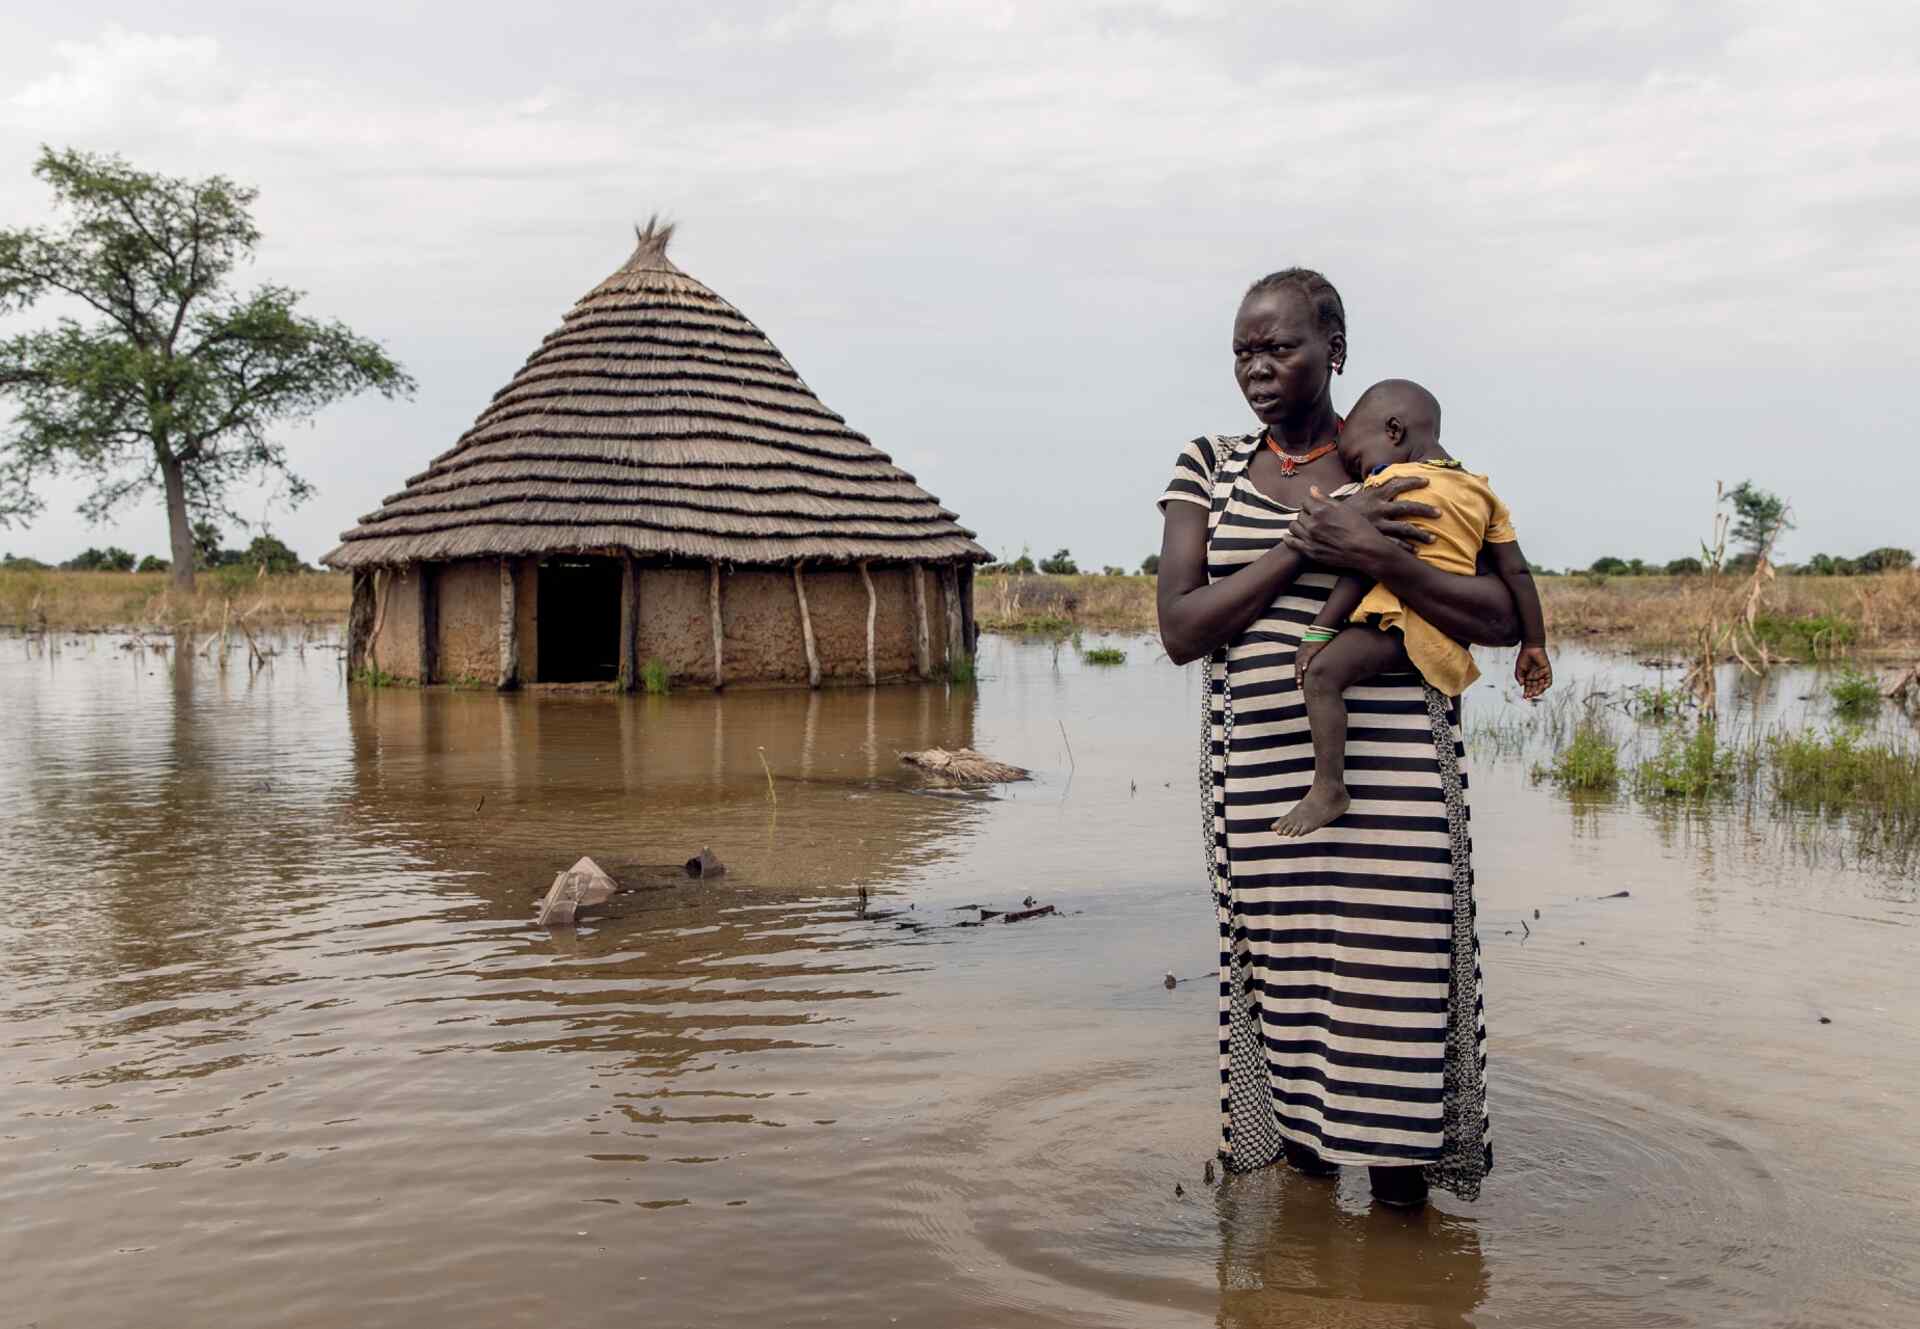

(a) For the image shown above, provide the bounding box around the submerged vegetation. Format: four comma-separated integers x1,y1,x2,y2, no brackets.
1535,717,1622,792
1827,669,1883,721
1632,721,1740,801
1080,645,1127,665
1494,666,1920,868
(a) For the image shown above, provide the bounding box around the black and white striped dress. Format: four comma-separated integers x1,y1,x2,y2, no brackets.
1161,433,1492,1199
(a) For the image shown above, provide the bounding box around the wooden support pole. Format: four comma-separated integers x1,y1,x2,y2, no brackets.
709,561,725,690
910,564,932,680
941,565,965,674
417,563,438,685
498,557,519,690
959,564,977,656
617,555,639,692
367,568,390,678
793,561,821,689
859,560,878,687
347,570,374,677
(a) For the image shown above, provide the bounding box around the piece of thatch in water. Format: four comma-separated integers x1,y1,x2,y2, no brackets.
535,855,619,928
684,846,725,878
1887,663,1919,703
900,747,1031,784
323,219,990,692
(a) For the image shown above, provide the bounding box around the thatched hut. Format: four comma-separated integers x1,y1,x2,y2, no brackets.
322,222,989,689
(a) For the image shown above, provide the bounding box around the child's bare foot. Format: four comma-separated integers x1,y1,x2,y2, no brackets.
1273,784,1351,836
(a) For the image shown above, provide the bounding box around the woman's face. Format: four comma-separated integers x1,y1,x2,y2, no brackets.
1232,288,1343,428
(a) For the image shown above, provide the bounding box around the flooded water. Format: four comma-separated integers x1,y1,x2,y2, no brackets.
3,631,1916,1328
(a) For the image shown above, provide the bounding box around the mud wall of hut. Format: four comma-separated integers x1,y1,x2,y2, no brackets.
354,556,968,688
435,561,499,684
371,566,426,681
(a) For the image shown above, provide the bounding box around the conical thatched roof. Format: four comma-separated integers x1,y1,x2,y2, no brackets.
323,222,988,569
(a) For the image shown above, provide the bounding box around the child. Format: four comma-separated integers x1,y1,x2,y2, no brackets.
1273,378,1551,837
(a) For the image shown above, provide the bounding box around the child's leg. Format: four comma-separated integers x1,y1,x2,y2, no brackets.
1273,624,1410,837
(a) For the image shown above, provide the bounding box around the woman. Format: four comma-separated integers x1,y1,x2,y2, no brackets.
1156,268,1518,1206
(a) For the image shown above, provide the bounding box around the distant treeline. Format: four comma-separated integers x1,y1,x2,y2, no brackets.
981,545,1913,581
2,522,310,575
1559,546,1913,578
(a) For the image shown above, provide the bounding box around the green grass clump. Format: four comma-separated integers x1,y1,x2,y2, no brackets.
1624,683,1688,722
1081,646,1127,665
1003,613,1073,636
640,658,670,695
1827,669,1882,721
1770,730,1920,816
947,656,977,684
1751,612,1857,658
354,666,406,688
1634,721,1736,800
1534,719,1621,792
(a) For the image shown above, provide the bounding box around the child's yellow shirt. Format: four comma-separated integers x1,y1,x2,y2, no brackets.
1350,460,1517,696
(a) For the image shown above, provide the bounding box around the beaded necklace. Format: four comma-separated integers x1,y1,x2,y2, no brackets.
1264,416,1344,477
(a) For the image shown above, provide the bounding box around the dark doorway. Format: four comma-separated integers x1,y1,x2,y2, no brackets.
536,557,622,682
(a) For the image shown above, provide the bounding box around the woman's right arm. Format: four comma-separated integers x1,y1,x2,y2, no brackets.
1155,502,1308,664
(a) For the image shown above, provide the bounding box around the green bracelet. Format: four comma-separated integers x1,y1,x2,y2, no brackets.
1301,629,1336,642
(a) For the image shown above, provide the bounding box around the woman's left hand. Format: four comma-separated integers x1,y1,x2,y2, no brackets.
1284,480,1437,571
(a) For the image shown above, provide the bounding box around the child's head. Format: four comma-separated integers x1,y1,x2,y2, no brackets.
1338,379,1443,478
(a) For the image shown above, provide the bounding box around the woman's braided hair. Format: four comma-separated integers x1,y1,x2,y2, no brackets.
1244,267,1346,338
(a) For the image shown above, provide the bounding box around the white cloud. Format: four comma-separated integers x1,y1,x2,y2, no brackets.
8,25,224,124
1,4,1917,569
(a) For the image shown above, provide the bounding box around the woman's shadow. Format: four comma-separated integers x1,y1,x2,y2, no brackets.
1214,1167,1487,1328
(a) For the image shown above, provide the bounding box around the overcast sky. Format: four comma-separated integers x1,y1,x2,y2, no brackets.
2,2,1916,572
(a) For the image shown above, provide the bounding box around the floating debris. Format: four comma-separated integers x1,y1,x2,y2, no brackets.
899,748,1031,784
684,847,726,879
1163,971,1178,990
535,855,619,928
1887,664,1919,703
1204,1159,1216,1185
1599,890,1630,900
1000,904,1055,923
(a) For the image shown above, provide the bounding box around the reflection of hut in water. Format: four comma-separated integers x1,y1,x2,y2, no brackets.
322,221,990,689
343,683,986,900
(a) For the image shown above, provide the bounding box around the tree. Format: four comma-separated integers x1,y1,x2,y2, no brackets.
1140,553,1161,576
63,545,134,571
1724,481,1793,561
0,147,413,590
137,554,170,573
1663,556,1704,576
1039,548,1079,575
241,532,303,573
1009,553,1036,575
1589,555,1630,575
1858,546,1914,573
191,519,229,569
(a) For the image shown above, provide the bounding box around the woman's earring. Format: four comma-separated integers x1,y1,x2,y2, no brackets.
1332,359,1345,375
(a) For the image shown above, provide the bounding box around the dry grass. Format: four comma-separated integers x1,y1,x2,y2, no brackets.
976,573,1156,634
1539,571,1920,658
1,568,351,632
977,570,1920,659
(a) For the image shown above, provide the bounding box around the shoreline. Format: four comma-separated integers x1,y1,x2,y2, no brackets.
7,567,1919,662
974,571,1920,662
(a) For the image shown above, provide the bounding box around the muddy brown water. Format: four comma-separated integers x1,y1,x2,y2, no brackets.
3,632,1916,1328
